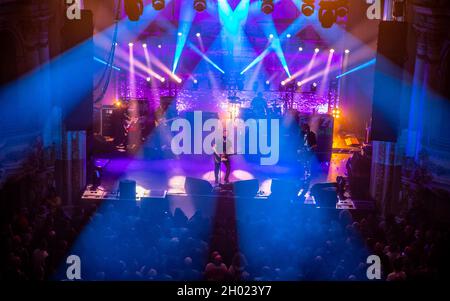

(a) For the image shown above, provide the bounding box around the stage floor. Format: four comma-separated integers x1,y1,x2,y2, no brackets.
97,152,351,199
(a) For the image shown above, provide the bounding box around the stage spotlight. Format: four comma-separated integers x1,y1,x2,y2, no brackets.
330,48,335,53
142,43,147,48
269,34,274,39
114,100,122,108
345,49,350,54
196,32,201,37
152,0,165,10
124,0,144,21
128,42,134,47
158,44,162,49
336,0,349,17
297,81,302,87
281,81,286,86
314,48,320,53
311,82,317,92
318,1,337,28
298,47,303,51
178,32,183,37
264,80,270,91
161,77,166,82
146,77,151,82
261,0,274,14
193,79,199,90
286,34,292,38
332,107,341,118
301,0,315,17
194,0,207,12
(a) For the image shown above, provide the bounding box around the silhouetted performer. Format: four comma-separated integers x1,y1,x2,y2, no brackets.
251,92,268,117
301,123,317,153
213,132,233,185
300,123,317,178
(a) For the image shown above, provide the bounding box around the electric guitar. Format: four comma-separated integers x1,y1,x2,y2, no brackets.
213,152,236,163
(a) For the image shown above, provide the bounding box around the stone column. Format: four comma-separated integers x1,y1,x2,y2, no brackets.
370,141,402,216
408,1,450,160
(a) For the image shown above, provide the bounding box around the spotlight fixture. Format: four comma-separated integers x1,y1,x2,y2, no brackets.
330,48,335,53
345,49,350,54
281,81,286,86
178,32,183,37
269,34,274,39
314,48,320,53
128,42,134,47
160,77,166,82
196,32,201,37
297,81,302,87
194,0,207,12
262,0,274,15
318,1,337,29
158,44,162,49
193,79,199,90
124,0,144,21
286,34,292,38
146,77,151,82
332,107,341,118
298,47,303,51
318,0,349,29
336,0,349,18
301,0,315,17
311,82,318,92
142,43,147,48
152,0,165,10
265,80,270,85
114,100,122,108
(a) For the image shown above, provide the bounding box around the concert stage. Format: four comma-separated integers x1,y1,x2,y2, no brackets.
84,150,364,217
5,0,450,285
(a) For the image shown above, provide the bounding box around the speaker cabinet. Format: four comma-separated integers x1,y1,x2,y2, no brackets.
119,179,136,199
60,10,94,131
184,177,213,195
310,182,338,208
232,179,259,198
371,21,408,142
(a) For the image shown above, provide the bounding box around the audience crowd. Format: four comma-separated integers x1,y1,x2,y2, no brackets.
1,189,449,281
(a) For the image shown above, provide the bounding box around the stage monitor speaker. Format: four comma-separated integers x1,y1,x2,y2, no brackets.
270,179,298,200
232,179,259,198
119,179,136,199
184,177,213,195
60,10,94,131
310,182,338,208
371,21,408,142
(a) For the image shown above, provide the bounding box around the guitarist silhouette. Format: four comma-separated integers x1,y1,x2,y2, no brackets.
213,130,234,185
